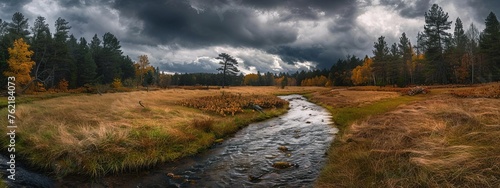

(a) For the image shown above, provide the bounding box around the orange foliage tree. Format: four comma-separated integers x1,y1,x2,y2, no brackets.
243,73,259,86
301,75,329,86
3,38,35,89
351,57,374,85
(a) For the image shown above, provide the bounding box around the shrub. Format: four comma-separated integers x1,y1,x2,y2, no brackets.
57,79,69,92
451,84,500,98
111,78,123,88
180,93,288,116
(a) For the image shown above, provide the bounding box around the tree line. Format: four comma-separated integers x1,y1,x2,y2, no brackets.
338,4,500,86
169,4,500,87
1,12,142,93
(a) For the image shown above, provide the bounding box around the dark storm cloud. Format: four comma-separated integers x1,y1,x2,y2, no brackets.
468,0,500,22
110,0,298,48
379,0,431,18
106,0,360,69
241,0,355,14
0,0,31,21
1,0,493,74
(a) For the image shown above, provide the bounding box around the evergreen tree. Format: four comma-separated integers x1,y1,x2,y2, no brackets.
8,12,30,39
216,53,239,88
51,17,75,88
100,32,123,83
398,32,412,85
423,4,452,84
451,17,469,83
372,36,389,85
77,37,97,86
29,16,53,89
479,12,500,81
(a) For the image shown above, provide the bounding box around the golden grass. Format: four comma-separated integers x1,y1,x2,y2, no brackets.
312,89,400,108
315,90,500,187
450,82,500,98
0,86,319,178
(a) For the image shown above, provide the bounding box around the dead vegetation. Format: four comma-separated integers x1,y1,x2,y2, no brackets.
313,89,400,108
450,82,500,98
316,89,500,187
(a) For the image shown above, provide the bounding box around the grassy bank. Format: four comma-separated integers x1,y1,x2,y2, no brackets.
0,86,325,178
313,85,500,187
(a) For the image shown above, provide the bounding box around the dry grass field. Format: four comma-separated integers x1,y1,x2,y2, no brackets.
1,83,498,187
0,86,327,178
314,83,500,187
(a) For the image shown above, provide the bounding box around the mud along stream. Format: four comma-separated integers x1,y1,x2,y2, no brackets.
2,95,338,187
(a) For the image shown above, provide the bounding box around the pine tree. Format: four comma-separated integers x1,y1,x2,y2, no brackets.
216,53,239,88
398,32,412,86
78,37,97,86
8,12,30,39
452,17,469,83
51,17,75,88
423,4,452,84
372,36,389,85
479,12,500,81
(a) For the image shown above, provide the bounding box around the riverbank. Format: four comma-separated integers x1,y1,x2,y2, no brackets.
0,86,328,182
312,83,500,187
56,95,337,187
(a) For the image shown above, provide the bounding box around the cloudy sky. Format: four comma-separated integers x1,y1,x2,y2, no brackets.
1,0,499,74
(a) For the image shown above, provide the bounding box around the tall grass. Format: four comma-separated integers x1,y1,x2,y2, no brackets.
0,87,298,178
314,89,500,187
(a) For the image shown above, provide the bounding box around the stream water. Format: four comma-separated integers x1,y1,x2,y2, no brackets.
2,95,337,187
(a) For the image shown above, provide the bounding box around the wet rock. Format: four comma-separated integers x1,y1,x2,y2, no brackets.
278,146,288,152
272,162,298,169
265,155,277,159
167,173,183,179
248,173,267,182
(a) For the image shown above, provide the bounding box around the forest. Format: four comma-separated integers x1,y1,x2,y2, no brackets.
1,4,499,93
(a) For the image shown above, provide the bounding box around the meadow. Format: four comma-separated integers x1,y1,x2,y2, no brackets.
313,83,500,187
1,83,499,187
0,86,326,178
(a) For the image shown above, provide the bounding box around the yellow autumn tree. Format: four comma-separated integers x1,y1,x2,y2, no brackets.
135,55,154,87
4,38,35,88
300,75,329,86
351,57,373,85
409,52,425,84
243,73,259,86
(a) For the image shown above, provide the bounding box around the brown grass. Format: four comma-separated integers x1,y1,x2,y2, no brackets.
316,90,500,187
0,86,320,178
450,82,500,98
313,89,400,108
